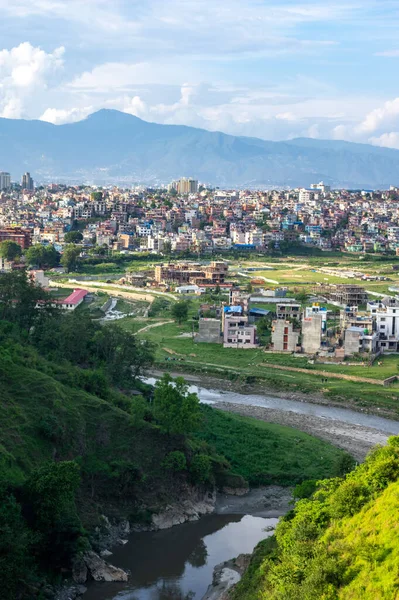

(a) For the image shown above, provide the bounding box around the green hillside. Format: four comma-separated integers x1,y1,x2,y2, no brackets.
231,436,399,600
0,271,354,599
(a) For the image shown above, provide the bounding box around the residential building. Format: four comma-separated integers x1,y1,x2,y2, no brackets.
271,319,299,352
0,172,11,190
21,172,34,191
223,314,258,349
301,314,323,354
276,302,301,320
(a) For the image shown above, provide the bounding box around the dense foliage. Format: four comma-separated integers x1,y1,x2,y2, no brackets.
0,240,22,261
25,244,59,268
0,270,355,599
197,406,353,486
232,437,399,600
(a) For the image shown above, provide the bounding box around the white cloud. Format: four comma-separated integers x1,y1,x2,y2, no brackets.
375,50,399,57
357,97,399,134
370,132,399,149
40,105,93,124
68,61,195,91
0,42,64,118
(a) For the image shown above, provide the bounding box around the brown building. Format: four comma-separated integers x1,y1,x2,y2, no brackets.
0,227,32,249
155,261,228,286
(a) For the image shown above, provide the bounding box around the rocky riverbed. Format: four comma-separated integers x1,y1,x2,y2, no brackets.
214,401,387,461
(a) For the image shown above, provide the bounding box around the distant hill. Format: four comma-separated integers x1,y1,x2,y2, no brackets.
1,108,399,188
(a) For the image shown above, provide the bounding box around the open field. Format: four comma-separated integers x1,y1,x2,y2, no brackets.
60,252,399,414
128,319,399,413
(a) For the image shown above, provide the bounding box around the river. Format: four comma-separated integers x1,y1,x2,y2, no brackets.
143,376,399,435
83,513,278,600
83,377,399,600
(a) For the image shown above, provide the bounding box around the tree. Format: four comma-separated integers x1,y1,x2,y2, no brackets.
61,245,81,272
0,491,36,600
91,191,103,202
171,301,189,324
64,231,83,244
153,374,201,435
163,240,172,256
25,244,58,268
0,269,53,330
0,241,21,261
26,461,83,569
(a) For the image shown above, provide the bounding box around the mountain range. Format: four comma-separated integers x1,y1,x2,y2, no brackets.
1,109,399,189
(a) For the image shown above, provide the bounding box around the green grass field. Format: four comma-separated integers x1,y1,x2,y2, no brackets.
130,319,399,413
197,406,352,485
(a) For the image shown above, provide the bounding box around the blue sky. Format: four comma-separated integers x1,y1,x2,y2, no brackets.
0,0,399,147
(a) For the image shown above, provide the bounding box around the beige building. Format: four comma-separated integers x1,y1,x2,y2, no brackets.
301,314,322,354
271,320,299,352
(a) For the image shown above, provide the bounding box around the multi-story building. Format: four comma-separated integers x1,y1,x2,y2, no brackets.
276,302,301,320
155,261,227,286
301,314,323,354
0,227,32,249
0,172,11,190
168,178,198,194
223,314,258,349
369,297,399,352
21,172,34,191
271,320,299,352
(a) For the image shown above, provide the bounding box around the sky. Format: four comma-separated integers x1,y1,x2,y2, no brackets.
0,0,399,147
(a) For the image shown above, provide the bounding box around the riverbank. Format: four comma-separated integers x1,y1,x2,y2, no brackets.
147,370,398,461
83,486,290,600
148,368,399,419
214,401,386,462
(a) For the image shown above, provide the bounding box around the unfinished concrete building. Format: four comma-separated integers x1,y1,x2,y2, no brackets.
276,302,301,320
271,320,300,352
313,283,368,306
301,314,323,354
344,327,377,356
155,261,228,286
196,318,222,344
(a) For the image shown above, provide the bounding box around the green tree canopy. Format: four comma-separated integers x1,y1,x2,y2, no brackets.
64,231,83,244
0,241,21,261
0,269,53,330
153,373,201,436
171,300,189,324
90,191,103,202
61,245,81,273
25,244,59,268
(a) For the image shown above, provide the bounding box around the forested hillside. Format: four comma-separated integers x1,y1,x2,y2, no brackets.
0,271,353,599
232,436,399,599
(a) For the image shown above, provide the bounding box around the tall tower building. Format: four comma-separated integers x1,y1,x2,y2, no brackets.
21,172,34,191
0,172,11,190
178,177,198,194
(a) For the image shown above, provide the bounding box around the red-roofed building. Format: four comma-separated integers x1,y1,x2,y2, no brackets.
60,288,88,310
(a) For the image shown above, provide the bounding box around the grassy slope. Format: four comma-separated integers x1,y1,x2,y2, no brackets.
231,438,399,600
198,407,348,485
0,345,350,516
0,351,191,521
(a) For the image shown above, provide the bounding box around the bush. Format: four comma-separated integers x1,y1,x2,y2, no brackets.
190,454,213,483
162,451,187,472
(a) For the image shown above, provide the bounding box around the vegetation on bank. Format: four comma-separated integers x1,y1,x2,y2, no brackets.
0,270,350,599
197,407,354,486
231,437,399,600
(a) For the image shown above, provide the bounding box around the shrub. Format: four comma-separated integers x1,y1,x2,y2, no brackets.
162,451,187,472
190,454,212,483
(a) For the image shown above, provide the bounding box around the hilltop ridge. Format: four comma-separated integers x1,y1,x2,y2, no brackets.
0,109,398,188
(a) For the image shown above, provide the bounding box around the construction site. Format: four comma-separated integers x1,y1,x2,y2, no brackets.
313,283,368,306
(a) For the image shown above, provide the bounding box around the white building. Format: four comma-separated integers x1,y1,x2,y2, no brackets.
369,297,399,352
